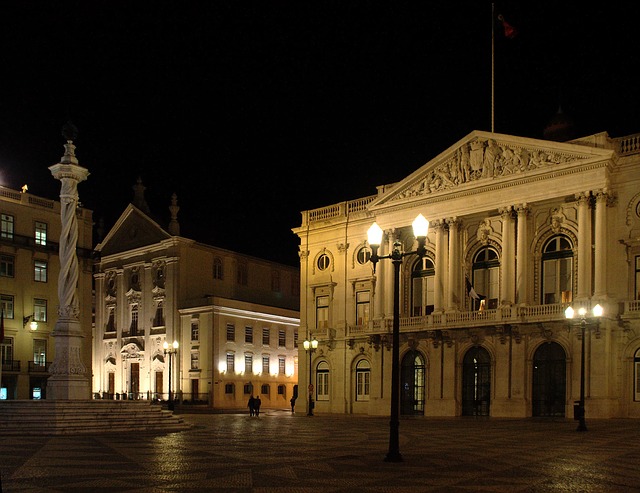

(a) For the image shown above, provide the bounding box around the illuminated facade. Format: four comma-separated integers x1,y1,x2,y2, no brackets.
294,129,640,418
93,200,300,410
0,185,93,400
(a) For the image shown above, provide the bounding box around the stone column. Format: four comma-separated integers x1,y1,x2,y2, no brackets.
433,220,446,312
515,204,529,304
499,206,515,305
446,218,459,310
594,190,608,298
383,229,395,319
47,134,91,400
576,193,592,300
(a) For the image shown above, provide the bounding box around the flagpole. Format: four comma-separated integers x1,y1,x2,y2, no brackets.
491,2,495,133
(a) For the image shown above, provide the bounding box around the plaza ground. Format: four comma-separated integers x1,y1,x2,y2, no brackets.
1,408,640,492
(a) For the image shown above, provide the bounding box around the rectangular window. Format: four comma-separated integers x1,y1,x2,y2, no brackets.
33,339,47,367
190,351,199,370
316,295,329,329
225,383,234,394
226,323,235,342
356,290,370,326
191,321,199,341
245,326,253,344
271,270,280,292
356,370,370,401
261,383,269,395
34,260,48,282
1,337,13,365
0,255,15,278
243,383,252,394
237,262,247,285
278,329,286,348
0,295,14,319
317,371,329,401
34,299,47,322
277,384,285,395
106,306,116,331
245,354,253,374
1,214,14,240
226,352,235,373
278,356,285,375
35,221,47,246
262,328,270,346
262,355,269,374
153,300,164,327
130,304,139,334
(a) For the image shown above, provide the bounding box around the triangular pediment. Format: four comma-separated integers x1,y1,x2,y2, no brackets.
370,130,615,209
96,204,172,256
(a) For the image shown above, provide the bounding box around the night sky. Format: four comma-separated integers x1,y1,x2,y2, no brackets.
1,2,639,266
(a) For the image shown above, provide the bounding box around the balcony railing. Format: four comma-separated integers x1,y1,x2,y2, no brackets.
341,302,640,337
1,360,21,372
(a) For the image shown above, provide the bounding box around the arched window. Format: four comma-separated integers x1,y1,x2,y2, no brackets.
411,257,435,316
355,359,370,401
472,247,500,309
316,361,329,401
213,257,223,280
541,235,573,304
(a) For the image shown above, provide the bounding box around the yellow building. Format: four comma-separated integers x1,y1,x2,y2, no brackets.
294,129,640,419
93,189,300,410
0,185,94,400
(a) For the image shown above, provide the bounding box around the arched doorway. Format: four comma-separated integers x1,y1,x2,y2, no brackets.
400,350,425,415
461,346,491,416
532,342,567,417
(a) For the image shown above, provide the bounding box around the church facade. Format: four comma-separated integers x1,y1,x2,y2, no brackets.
93,193,300,410
293,129,640,419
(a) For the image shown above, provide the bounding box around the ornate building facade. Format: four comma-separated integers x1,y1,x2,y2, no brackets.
293,129,640,418
93,196,300,410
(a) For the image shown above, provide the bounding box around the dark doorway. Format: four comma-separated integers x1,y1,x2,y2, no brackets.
400,350,425,415
462,346,491,416
532,342,566,417
130,363,139,399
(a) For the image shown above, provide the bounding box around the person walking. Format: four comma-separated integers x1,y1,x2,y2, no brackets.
248,395,255,416
254,396,261,416
290,396,296,413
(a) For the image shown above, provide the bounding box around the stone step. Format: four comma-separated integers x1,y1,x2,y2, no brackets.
0,400,193,435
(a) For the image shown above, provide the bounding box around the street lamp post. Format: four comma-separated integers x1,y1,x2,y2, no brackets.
564,303,603,432
367,214,429,463
163,340,179,411
303,337,318,416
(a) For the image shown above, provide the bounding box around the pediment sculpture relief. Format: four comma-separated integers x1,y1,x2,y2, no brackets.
395,137,581,199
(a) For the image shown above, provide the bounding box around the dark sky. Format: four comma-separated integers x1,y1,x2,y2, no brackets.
1,2,639,266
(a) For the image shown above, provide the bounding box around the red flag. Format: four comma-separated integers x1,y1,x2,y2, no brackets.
497,14,517,39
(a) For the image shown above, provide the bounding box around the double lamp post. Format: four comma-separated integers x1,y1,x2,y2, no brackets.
564,303,603,432
367,214,429,463
163,340,179,410
303,337,318,416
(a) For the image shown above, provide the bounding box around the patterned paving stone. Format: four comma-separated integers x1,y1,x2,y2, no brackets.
2,411,640,492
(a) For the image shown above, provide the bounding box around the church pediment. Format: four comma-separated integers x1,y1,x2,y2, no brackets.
96,204,172,256
371,130,614,208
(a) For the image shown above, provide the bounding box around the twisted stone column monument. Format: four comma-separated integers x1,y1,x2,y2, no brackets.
46,125,91,400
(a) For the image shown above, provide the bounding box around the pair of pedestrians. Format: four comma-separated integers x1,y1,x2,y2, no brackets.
247,395,262,416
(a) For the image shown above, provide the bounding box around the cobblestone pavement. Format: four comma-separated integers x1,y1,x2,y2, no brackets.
2,409,640,492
